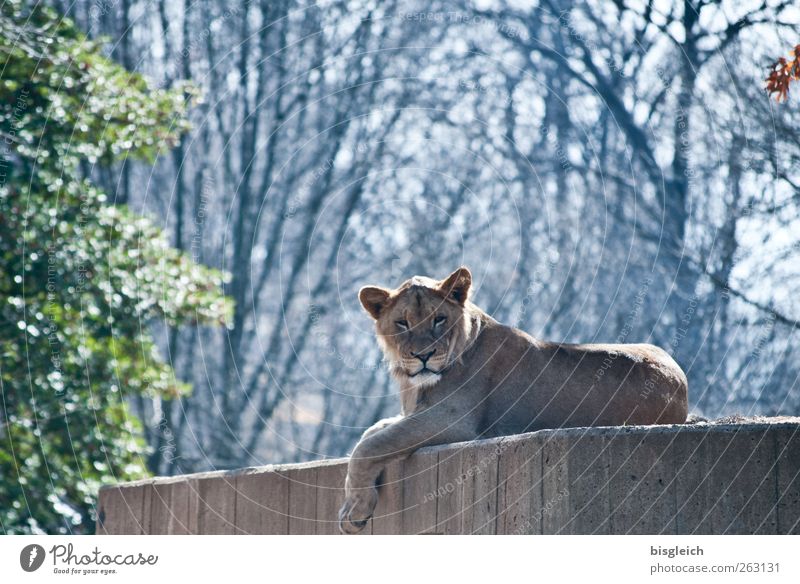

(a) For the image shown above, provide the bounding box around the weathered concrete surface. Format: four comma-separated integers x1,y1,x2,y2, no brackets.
97,418,800,534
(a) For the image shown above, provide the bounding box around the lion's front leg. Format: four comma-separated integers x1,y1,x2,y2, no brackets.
338,409,476,534
338,470,380,534
359,415,403,441
337,416,401,535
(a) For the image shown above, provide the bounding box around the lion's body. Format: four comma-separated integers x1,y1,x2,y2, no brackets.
428,312,688,435
338,268,688,534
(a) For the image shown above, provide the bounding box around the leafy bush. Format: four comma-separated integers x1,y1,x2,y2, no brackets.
0,0,232,533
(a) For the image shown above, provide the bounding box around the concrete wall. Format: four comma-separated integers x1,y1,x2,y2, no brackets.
97,420,800,534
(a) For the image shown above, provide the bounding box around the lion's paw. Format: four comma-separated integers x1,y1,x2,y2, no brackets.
338,486,378,535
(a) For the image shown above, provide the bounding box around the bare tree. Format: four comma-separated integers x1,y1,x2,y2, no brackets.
54,0,800,472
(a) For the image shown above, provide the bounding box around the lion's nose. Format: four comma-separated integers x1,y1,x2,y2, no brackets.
411,349,436,363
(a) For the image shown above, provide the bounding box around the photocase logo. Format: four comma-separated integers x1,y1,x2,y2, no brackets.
20,544,46,572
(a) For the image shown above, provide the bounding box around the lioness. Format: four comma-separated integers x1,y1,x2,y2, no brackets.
338,267,688,534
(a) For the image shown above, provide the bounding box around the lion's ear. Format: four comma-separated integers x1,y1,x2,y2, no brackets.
438,267,472,305
359,286,391,319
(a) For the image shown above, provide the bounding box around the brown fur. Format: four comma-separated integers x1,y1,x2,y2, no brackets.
339,267,688,534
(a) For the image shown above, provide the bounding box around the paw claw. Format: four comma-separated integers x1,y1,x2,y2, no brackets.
337,493,374,534
337,512,370,535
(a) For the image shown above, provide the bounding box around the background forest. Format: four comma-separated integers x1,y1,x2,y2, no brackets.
2,0,800,533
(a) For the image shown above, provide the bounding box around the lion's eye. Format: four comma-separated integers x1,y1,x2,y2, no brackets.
433,316,446,328
396,320,409,331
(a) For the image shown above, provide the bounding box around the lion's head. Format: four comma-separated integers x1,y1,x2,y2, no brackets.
358,267,478,388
